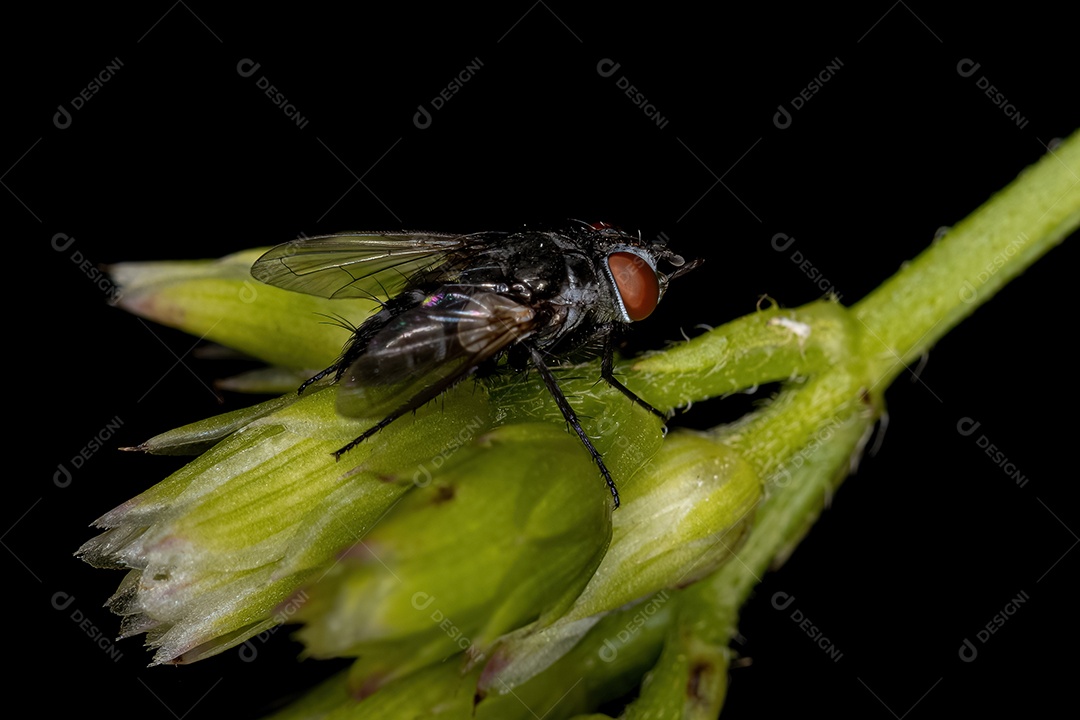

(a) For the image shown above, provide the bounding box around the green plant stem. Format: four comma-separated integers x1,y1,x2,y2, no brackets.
627,131,1078,714
746,130,1077,501
854,134,1080,384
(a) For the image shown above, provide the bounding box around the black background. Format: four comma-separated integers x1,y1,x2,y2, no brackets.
10,4,1076,718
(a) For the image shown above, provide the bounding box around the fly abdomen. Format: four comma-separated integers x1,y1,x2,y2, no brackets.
335,291,535,420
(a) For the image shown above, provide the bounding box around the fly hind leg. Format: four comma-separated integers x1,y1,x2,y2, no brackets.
331,362,476,460
298,363,341,394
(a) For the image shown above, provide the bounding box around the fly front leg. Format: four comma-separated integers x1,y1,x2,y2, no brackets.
600,340,668,420
527,343,620,509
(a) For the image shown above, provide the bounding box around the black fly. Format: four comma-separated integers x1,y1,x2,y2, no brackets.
250,222,701,509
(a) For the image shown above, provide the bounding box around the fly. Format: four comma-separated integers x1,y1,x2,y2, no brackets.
250,221,702,509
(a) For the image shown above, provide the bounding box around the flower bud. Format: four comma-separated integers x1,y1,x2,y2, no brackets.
481,431,761,691
291,424,613,696
109,249,373,373
78,382,492,665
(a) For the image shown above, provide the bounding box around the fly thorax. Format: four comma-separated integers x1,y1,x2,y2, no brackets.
550,252,604,333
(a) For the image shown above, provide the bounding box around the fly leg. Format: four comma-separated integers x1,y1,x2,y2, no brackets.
298,364,340,394
527,344,621,509
331,367,474,460
332,411,405,459
600,341,668,420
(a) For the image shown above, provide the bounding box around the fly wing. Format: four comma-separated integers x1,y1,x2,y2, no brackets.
336,291,536,419
251,232,492,301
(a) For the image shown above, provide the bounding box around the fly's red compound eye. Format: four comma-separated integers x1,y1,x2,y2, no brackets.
608,251,660,321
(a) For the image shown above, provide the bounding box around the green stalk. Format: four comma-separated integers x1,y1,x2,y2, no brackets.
855,135,1080,382
623,131,1079,714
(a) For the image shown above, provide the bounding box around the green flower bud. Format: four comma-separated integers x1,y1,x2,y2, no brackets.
480,431,761,692
78,382,493,665
109,249,373,373
292,423,613,696
265,661,482,720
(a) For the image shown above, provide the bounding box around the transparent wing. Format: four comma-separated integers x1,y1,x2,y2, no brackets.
336,291,536,418
250,232,488,301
